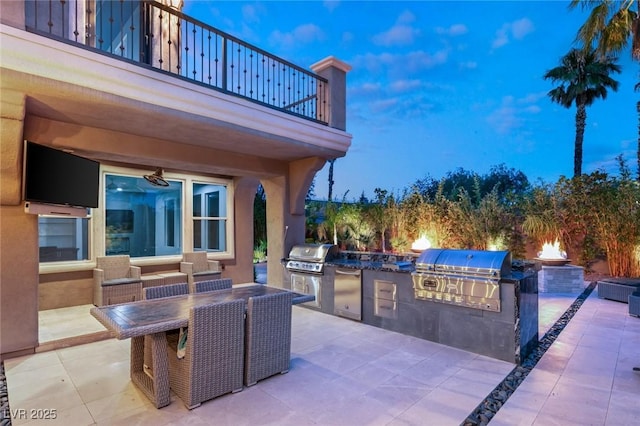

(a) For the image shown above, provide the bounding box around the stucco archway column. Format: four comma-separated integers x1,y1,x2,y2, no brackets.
263,157,326,288
229,176,260,284
0,89,39,358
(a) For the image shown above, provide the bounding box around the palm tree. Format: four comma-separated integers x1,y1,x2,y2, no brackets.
544,48,621,177
570,0,639,58
570,0,640,179
327,158,335,202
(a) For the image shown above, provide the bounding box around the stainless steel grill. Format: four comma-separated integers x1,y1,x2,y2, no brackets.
283,244,338,310
284,244,338,275
411,248,511,312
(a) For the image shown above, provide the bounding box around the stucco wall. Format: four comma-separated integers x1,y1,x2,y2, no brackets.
0,206,39,358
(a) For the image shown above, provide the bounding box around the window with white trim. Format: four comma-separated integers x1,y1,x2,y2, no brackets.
104,173,183,258
38,215,91,263
192,182,228,252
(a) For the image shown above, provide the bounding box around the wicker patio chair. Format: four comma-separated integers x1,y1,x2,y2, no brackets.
93,255,142,306
244,291,294,386
193,278,233,293
167,300,246,409
180,251,221,291
597,278,640,303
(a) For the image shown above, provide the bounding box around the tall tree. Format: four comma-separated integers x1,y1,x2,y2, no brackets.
570,0,640,179
544,48,621,177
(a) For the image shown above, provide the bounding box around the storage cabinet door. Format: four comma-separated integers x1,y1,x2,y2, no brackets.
334,269,362,321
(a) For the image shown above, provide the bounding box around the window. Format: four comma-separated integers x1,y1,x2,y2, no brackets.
105,174,183,258
38,216,91,263
37,167,234,265
193,183,228,252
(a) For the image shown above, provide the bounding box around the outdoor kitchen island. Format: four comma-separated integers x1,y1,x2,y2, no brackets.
324,249,539,364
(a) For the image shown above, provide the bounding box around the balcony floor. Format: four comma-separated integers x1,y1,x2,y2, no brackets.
4,286,640,425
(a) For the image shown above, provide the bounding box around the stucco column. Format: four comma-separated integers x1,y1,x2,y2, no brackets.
262,157,326,287
311,56,351,131
0,0,25,28
228,176,260,284
262,176,288,288
0,91,39,358
0,206,39,359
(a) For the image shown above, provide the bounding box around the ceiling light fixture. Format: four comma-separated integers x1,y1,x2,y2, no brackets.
143,168,170,187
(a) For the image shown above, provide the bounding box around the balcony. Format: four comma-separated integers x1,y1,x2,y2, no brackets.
24,0,329,126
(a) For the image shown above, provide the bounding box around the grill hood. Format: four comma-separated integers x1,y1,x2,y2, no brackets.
288,244,339,262
415,248,511,278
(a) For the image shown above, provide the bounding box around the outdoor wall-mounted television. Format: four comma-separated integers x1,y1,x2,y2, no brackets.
23,141,100,209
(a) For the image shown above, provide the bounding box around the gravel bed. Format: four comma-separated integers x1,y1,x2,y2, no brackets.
462,281,597,426
0,361,10,426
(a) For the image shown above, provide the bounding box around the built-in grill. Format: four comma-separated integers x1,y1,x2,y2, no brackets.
283,244,338,309
411,248,511,312
284,243,338,274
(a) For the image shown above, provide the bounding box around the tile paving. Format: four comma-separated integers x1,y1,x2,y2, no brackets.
3,283,639,425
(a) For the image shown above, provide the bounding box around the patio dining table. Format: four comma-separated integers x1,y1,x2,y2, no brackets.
90,283,313,408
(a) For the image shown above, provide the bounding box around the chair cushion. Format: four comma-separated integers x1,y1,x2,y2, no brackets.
102,277,142,286
193,271,219,277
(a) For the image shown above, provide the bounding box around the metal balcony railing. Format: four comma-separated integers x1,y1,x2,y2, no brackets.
24,0,329,125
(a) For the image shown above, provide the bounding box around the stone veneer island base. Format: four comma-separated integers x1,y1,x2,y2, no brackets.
306,259,539,365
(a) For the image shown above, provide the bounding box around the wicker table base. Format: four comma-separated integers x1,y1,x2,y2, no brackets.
130,332,171,408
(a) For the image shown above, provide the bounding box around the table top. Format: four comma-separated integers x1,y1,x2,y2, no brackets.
90,283,313,339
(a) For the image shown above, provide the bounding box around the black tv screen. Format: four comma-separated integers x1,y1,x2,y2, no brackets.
23,141,100,208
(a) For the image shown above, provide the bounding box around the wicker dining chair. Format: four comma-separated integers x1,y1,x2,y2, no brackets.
244,291,294,386
143,283,189,300
167,300,246,409
193,278,233,293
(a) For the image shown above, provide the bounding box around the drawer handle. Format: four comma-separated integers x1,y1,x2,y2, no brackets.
336,269,361,276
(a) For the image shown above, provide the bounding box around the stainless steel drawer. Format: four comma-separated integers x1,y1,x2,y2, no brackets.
374,280,397,319
374,298,397,319
374,280,397,301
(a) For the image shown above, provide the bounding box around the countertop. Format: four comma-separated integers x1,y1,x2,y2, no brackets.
327,259,415,273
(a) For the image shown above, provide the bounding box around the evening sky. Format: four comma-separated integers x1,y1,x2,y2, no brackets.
184,0,638,200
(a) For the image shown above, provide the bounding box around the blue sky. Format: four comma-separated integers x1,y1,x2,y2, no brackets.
183,0,638,201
